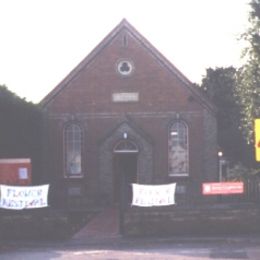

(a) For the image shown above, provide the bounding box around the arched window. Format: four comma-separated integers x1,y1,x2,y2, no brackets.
168,121,189,176
64,124,83,177
114,140,139,153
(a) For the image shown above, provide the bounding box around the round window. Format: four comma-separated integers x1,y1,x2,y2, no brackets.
117,60,134,76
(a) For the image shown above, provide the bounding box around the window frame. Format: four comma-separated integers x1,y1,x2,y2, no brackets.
168,120,189,177
113,140,139,154
63,123,84,178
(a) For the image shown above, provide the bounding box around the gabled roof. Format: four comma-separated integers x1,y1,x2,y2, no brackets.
40,19,216,114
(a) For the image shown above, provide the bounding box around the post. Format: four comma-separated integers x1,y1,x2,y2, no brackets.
218,151,223,182
218,151,223,202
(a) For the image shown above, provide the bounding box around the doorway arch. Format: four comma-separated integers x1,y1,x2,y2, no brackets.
99,122,153,204
114,140,139,153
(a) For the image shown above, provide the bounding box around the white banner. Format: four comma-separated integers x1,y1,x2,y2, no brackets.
132,183,176,207
0,184,49,210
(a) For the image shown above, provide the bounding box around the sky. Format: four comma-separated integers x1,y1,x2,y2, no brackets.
0,0,251,103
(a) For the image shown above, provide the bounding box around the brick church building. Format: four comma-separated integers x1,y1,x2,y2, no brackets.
40,19,218,209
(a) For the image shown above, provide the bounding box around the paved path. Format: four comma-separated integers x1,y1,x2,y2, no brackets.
72,207,120,242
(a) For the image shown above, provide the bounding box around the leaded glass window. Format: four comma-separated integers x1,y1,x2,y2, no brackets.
64,124,82,177
168,121,189,176
114,140,139,153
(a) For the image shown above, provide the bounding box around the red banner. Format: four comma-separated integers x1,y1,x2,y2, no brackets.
202,182,244,195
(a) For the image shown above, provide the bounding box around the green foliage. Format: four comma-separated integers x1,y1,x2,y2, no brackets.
235,0,260,144
200,67,252,164
0,85,43,182
227,163,260,181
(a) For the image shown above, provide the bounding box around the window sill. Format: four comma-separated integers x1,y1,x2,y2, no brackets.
169,174,189,177
64,175,84,179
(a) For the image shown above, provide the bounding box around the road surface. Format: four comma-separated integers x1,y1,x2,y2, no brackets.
1,236,260,259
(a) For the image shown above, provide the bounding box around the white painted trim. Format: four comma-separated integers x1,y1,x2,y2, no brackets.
0,158,31,164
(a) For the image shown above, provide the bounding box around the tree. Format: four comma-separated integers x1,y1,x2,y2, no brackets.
200,67,251,164
0,85,43,183
235,0,260,144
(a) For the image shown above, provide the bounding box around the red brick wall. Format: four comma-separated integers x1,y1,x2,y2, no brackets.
42,27,217,205
47,31,202,114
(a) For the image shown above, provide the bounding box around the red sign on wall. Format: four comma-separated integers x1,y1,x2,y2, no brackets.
202,182,244,195
0,158,32,186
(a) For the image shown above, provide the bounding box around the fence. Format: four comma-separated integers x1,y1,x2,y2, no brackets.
173,177,260,206
244,177,260,202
